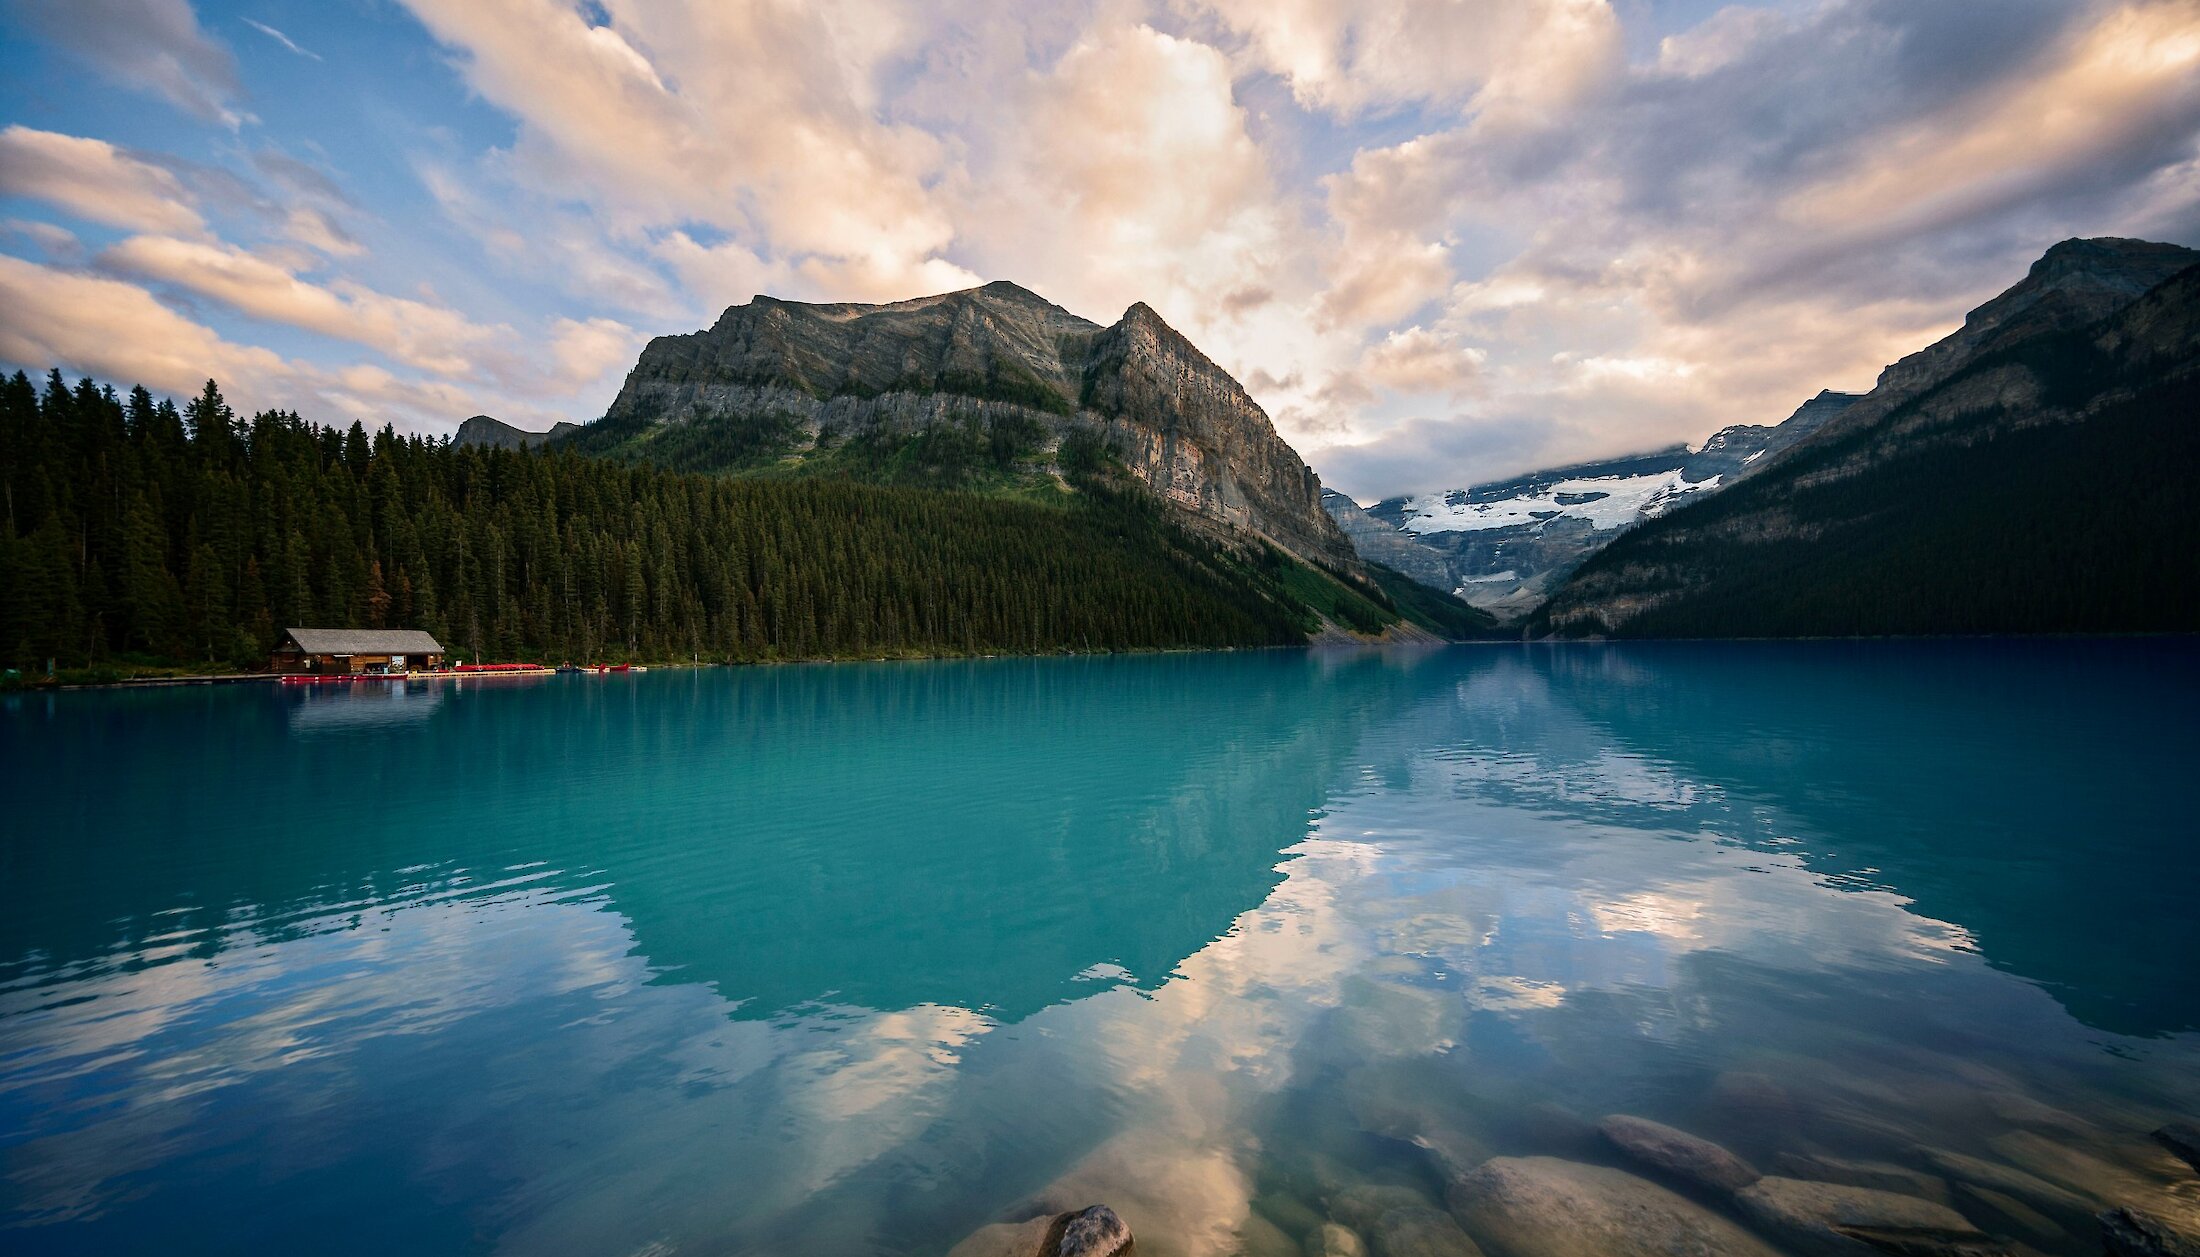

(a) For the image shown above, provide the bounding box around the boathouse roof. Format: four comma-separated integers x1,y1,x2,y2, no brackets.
280,628,446,655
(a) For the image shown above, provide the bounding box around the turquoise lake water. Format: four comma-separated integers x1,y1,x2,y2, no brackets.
2,642,2197,1255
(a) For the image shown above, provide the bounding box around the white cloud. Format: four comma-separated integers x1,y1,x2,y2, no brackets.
1360,326,1485,397
97,234,499,377
241,17,321,61
396,0,959,294
0,252,287,400
5,0,2198,482
0,126,206,235
0,253,602,435
1189,0,1621,118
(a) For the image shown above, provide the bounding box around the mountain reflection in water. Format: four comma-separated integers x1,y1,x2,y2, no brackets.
1,643,2195,1257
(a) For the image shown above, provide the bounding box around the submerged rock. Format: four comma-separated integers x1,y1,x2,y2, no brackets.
1050,1204,1134,1257
1915,1148,2093,1218
1305,1222,1369,1257
1708,1072,1797,1123
1950,1183,2063,1245
953,1205,1140,1257
1734,1177,2010,1257
1328,1185,1437,1233
1598,1115,1760,1194
1237,1210,1301,1257
1447,1156,1781,1257
1978,1091,2098,1136
948,1215,1058,1257
1987,1129,2175,1205
1255,1192,1328,1242
1771,1153,1949,1204
2100,1205,2200,1257
1371,1205,1485,1257
2156,1125,2200,1175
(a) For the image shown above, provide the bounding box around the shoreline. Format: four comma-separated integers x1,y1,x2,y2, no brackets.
16,630,2200,693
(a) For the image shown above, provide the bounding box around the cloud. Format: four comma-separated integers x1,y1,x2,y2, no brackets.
97,234,499,377
10,0,245,126
1359,326,1485,397
396,0,959,296
0,254,601,434
1281,0,2200,489
241,17,320,60
0,253,288,402
417,160,683,318
277,206,364,258
543,316,644,395
0,126,206,235
1777,1,2200,245
2,218,81,259
5,0,2198,479
1189,0,1622,118
1308,412,1552,500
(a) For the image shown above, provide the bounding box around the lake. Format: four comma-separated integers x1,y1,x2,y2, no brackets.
3,642,2197,1256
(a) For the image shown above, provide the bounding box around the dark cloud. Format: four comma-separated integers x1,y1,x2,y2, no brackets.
1311,413,1553,501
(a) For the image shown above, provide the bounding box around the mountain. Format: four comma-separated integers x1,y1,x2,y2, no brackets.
1328,391,1857,619
454,415,579,449
1536,237,2200,637
561,281,1360,576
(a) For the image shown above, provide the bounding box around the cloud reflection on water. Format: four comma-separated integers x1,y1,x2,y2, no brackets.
4,646,2198,1257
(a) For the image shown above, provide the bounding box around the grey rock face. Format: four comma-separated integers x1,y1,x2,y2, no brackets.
1322,490,1457,591
1597,1115,1760,1194
453,415,579,449
585,280,1359,573
1733,1176,2008,1257
1446,1156,1782,1257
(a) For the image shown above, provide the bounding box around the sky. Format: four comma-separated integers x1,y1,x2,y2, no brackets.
2,0,2197,500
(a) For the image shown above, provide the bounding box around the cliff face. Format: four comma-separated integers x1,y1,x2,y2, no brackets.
578,282,1359,573
1534,238,2200,638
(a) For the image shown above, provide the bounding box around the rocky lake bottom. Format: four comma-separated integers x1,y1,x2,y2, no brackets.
2,642,2197,1256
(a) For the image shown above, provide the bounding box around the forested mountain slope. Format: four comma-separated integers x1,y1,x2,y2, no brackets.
1536,244,2200,638
0,370,1479,679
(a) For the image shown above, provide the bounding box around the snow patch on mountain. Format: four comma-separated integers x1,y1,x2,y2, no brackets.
1398,469,1720,535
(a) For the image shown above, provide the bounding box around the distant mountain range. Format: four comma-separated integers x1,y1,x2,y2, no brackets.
1326,390,1858,616
1319,236,2199,635
453,414,578,450
460,281,1495,641
1536,236,2200,636
457,237,2198,644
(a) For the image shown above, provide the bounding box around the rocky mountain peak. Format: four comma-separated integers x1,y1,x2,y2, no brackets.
581,281,1360,573
1776,236,2200,462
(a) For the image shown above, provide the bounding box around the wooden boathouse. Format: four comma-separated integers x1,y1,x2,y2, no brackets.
270,628,446,675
